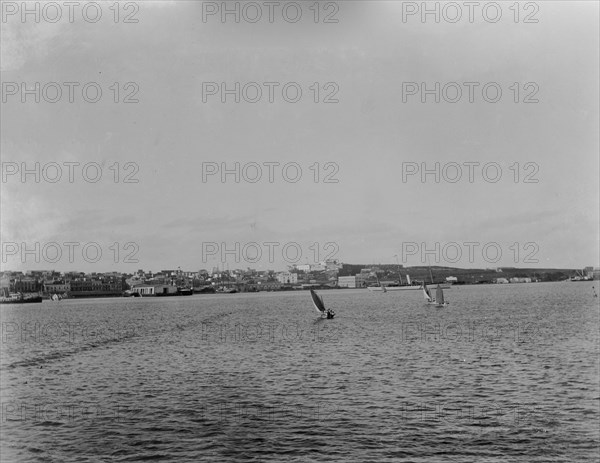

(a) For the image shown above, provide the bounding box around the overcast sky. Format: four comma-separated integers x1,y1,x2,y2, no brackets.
1,1,598,272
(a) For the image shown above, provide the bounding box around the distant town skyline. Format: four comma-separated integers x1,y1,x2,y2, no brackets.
1,261,596,276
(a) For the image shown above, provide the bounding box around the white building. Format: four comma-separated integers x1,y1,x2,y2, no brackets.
338,276,357,288
509,277,532,283
133,284,155,295
296,263,325,272
277,272,298,284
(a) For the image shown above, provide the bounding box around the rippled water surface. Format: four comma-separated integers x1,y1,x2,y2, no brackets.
1,282,599,462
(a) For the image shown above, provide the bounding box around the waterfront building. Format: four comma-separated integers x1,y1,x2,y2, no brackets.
69,278,123,297
131,284,178,296
257,281,283,291
11,277,42,293
44,282,71,294
509,277,532,283
277,272,298,284
338,276,358,288
132,284,156,296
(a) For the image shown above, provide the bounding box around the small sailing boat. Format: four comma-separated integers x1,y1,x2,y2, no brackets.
434,284,449,307
422,284,449,308
310,290,335,319
374,273,387,293
422,283,433,302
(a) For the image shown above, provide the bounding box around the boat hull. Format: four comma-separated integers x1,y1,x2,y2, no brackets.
428,302,450,308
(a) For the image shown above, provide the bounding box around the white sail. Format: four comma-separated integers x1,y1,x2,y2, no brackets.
422,284,432,302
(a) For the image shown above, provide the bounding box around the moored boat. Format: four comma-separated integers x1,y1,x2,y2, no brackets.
0,293,43,304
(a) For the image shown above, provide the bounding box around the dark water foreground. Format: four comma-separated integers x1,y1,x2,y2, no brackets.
1,282,598,462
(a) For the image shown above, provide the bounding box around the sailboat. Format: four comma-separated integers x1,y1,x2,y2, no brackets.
310,290,335,319
422,283,433,302
422,283,449,308
434,284,449,307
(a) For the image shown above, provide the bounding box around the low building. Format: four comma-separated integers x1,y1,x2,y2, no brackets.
153,285,179,296
132,284,156,296
338,276,357,288
495,278,509,284
69,278,123,297
509,277,532,283
446,276,458,283
132,284,178,296
258,281,282,291
277,272,298,284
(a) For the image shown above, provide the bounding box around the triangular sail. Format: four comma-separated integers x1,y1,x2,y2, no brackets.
422,284,432,302
436,285,444,304
310,289,326,313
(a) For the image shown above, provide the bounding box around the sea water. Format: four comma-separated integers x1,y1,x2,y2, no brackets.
1,282,598,462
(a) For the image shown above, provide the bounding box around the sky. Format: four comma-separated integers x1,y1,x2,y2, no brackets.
1,0,598,272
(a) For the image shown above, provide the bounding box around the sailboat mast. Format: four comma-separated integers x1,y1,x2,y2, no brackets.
427,255,434,284
394,255,402,285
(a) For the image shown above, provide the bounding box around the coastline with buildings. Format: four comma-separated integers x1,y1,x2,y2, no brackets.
1,260,598,301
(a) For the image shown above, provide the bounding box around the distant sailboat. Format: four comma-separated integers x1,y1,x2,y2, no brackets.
422,283,449,308
374,273,388,293
310,290,335,319
422,283,433,302
435,285,447,306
